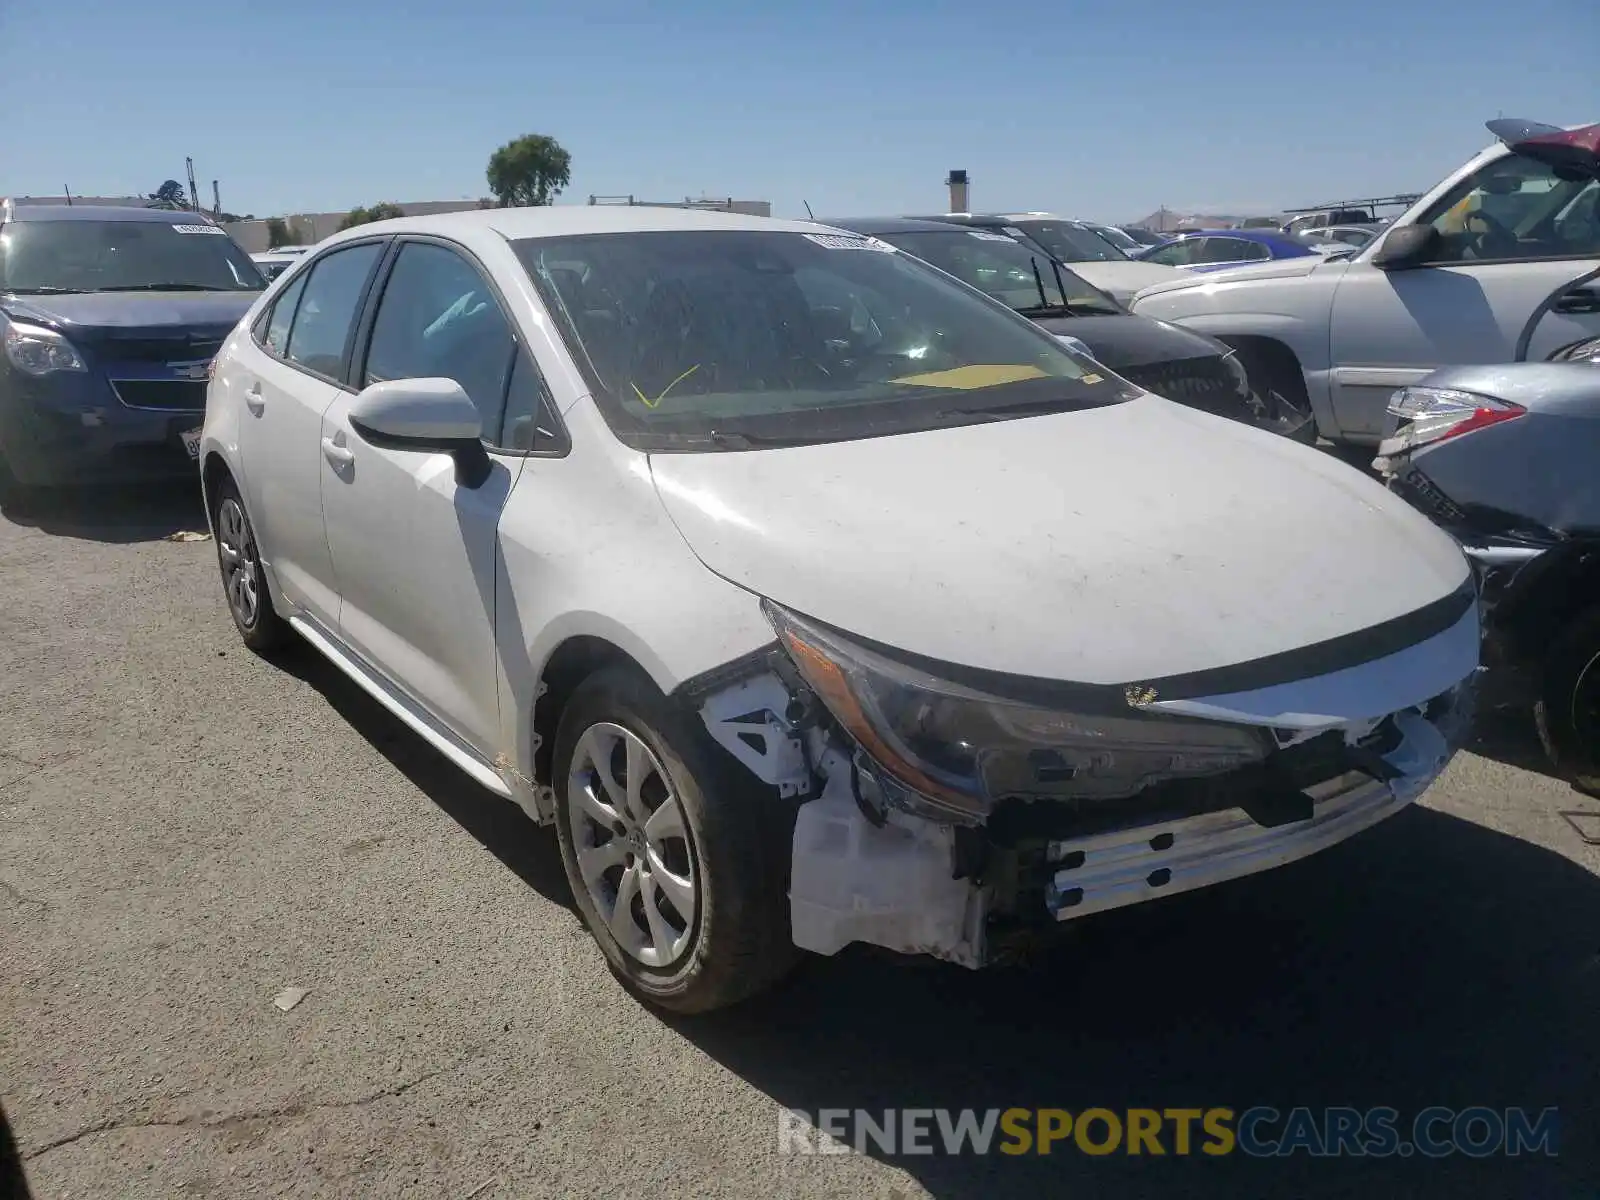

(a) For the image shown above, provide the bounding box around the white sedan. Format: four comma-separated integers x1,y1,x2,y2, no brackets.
201,207,1478,1012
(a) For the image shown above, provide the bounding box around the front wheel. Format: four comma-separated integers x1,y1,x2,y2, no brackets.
1535,605,1600,795
1228,343,1318,443
552,667,800,1013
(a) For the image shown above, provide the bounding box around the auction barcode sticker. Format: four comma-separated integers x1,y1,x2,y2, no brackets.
172,224,226,235
804,234,895,252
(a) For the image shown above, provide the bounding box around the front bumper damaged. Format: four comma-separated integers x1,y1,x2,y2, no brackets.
694,652,1472,972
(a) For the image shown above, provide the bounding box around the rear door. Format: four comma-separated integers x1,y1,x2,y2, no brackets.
1327,153,1600,438
318,237,541,755
233,241,385,625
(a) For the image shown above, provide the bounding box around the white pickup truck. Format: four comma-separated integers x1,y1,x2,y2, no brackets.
1130,120,1600,446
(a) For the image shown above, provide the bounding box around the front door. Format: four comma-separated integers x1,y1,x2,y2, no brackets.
319,239,524,756
1327,153,1600,438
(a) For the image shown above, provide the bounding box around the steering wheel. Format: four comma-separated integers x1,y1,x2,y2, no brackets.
1461,208,1519,260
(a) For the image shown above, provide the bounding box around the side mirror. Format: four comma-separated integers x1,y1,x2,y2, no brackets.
1371,224,1440,271
348,377,492,488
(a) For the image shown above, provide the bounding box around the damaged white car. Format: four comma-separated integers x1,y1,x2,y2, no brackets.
201,206,1479,1013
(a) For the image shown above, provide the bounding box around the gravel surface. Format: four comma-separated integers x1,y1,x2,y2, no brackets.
2,482,1597,1199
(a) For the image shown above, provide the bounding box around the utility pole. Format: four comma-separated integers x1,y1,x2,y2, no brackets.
185,157,199,212
63,186,73,206
212,180,221,217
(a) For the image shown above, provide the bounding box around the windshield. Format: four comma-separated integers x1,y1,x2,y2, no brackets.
1089,224,1140,253
872,230,1120,314
515,230,1129,452
1009,220,1129,262
0,220,265,293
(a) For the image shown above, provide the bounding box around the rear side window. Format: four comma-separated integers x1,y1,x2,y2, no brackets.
284,242,383,380
261,272,308,356
364,242,515,438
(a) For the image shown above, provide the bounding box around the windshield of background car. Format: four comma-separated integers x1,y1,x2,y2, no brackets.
873,230,1119,313
0,220,265,293
1009,220,1129,262
514,230,1129,451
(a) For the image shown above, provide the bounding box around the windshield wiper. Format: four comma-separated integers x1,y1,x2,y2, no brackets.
93,283,221,292
932,397,1091,421
703,429,826,449
3,286,85,295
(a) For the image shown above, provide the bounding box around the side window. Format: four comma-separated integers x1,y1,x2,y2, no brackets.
1147,239,1199,266
284,243,382,379
1200,238,1249,263
1424,155,1600,263
364,242,515,439
260,272,308,355
500,347,568,453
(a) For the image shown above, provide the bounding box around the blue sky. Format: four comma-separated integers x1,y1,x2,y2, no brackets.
1,0,1594,222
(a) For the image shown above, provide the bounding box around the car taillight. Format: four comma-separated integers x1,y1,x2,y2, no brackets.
1385,386,1525,451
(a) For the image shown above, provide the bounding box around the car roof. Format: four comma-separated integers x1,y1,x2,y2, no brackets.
902,213,1015,228
1161,228,1305,248
1,203,212,223
315,206,824,249
821,216,974,235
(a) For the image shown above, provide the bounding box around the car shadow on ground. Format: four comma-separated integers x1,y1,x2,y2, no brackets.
670,809,1600,1197
275,636,1597,1197
275,644,573,911
0,481,207,544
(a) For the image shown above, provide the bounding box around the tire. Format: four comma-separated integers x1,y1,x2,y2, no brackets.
1534,604,1600,794
552,666,801,1013
1229,342,1318,444
211,477,291,654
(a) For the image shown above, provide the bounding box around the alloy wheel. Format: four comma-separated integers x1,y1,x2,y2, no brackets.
566,722,698,968
216,497,262,629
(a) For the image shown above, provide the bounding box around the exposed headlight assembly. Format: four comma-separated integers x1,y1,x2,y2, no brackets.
765,603,1269,824
4,320,87,376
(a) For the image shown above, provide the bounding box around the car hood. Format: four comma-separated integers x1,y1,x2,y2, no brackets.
648,394,1471,689
1065,260,1187,301
1,290,259,336
1131,255,1332,303
1031,313,1224,368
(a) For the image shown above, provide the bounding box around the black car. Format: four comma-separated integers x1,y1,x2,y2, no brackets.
823,217,1313,439
0,201,266,499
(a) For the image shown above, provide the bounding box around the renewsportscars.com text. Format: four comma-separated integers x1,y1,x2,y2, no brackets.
778,1106,1559,1159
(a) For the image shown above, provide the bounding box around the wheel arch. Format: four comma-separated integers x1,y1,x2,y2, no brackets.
1493,546,1600,663
529,634,660,796
200,450,234,527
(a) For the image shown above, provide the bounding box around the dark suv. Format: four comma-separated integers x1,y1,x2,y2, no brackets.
0,201,265,497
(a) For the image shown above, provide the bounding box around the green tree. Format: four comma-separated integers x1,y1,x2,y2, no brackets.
147,179,188,209
265,218,298,249
338,202,405,231
486,134,571,208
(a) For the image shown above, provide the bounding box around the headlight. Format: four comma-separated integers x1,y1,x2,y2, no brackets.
1218,348,1251,397
1549,335,1600,364
4,321,87,376
766,603,1269,823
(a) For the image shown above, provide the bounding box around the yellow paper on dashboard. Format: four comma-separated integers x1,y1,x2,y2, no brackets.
891,364,1049,390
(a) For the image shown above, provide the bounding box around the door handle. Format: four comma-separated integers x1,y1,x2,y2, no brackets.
1554,286,1600,315
244,384,265,415
321,437,355,468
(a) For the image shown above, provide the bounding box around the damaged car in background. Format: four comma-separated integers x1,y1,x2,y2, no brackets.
200,206,1479,1014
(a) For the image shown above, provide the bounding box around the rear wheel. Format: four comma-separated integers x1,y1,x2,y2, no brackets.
552,666,800,1013
212,478,291,654
1535,605,1600,795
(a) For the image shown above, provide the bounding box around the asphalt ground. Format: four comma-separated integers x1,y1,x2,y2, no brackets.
2,480,1597,1199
